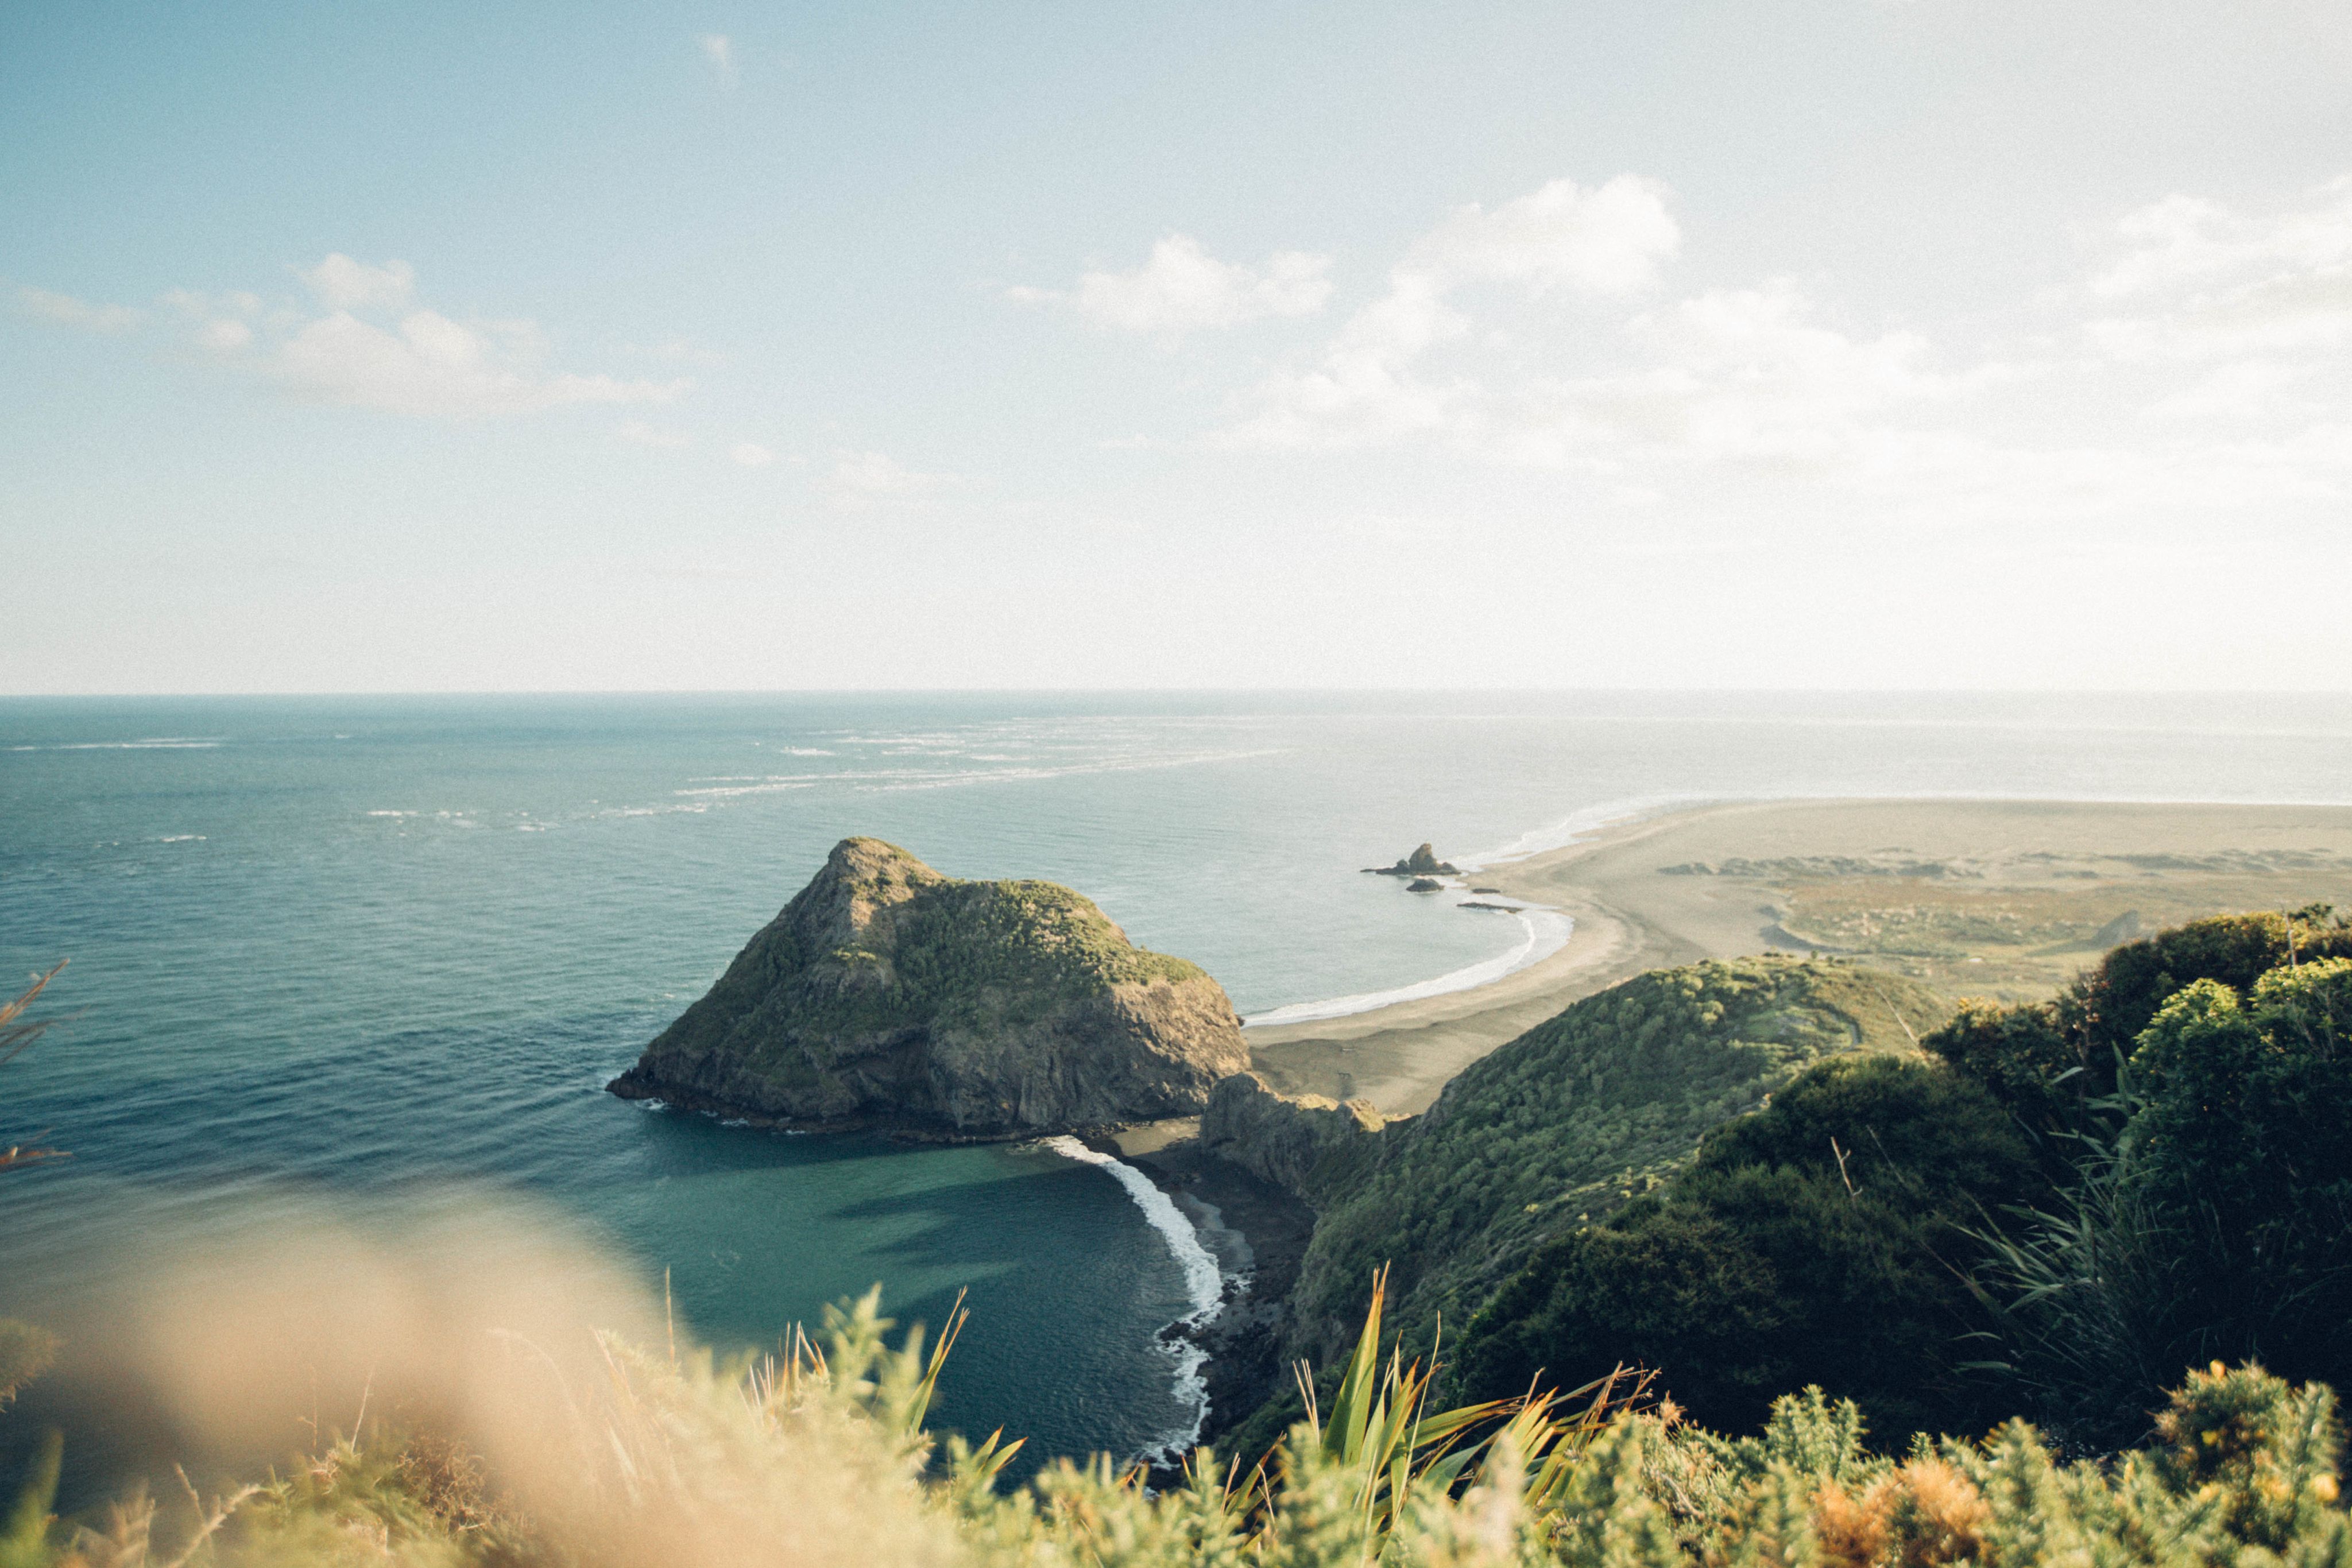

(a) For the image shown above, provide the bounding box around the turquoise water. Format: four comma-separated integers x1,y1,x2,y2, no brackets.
6,691,2352,1493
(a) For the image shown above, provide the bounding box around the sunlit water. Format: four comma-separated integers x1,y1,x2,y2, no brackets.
6,691,2352,1493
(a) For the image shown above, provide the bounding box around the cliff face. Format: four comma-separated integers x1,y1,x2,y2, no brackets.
1198,1071,1389,1201
610,838,1250,1134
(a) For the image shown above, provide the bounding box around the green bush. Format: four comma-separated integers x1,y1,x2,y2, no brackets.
1454,1056,2044,1441
1971,956,2352,1447
1924,909,2352,1134
1290,958,1949,1370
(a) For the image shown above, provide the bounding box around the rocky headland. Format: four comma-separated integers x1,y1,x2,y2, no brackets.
608,837,1250,1136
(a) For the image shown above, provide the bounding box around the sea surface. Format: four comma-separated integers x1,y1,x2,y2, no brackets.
6,691,2352,1492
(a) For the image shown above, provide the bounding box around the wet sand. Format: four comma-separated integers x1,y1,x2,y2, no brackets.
1245,797,2352,1114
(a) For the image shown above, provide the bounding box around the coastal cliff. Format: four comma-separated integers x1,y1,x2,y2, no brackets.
1197,1072,1388,1201
609,837,1250,1135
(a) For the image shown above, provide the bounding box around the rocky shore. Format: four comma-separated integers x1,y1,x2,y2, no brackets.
1093,1132,1318,1475
1088,1074,1395,1478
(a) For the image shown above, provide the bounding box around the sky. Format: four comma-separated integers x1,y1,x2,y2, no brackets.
3,0,2349,694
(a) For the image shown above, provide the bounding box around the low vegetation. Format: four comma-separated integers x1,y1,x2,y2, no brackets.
6,1285,2350,1568
1288,958,1951,1368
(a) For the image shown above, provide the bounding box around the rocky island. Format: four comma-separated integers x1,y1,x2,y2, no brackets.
608,837,1250,1136
1364,842,1460,877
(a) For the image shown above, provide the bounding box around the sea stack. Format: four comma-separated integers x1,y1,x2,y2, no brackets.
609,837,1251,1135
1366,842,1460,877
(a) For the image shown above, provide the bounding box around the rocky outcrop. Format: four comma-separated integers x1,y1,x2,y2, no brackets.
1366,842,1461,877
609,838,1250,1135
1406,877,1444,893
1198,1071,1388,1200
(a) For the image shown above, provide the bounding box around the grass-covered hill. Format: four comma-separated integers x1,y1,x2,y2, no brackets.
1286,957,1953,1372
611,837,1248,1132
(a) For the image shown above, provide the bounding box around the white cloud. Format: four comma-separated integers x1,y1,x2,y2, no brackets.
197,318,253,351
300,254,416,311
1401,175,1680,298
2093,180,2352,299
263,309,679,418
1531,283,1968,470
14,284,142,334
730,442,776,467
698,34,737,87
2088,180,2352,362
616,420,693,449
166,256,686,419
829,449,955,505
1221,175,1679,451
1013,235,1332,338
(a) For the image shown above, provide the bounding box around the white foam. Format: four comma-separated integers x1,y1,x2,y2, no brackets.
1244,905,1575,1028
1038,1136,1227,1463
1453,792,1715,871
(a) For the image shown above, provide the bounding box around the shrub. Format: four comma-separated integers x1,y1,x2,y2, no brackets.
1964,943,2352,1450
1454,1057,2044,1442
1925,910,2352,1132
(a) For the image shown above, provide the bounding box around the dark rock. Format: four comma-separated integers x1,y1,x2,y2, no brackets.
1366,842,1462,877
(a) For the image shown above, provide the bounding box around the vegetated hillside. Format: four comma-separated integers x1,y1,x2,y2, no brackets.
1453,1052,2046,1442
610,837,1248,1132
1288,957,1953,1370
1445,905,2352,1457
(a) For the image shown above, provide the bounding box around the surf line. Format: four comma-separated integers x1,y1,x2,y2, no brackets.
1241,904,1575,1029
1037,1135,1227,1463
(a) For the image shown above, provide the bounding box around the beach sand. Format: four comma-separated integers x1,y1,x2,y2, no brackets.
1243,798,2352,1114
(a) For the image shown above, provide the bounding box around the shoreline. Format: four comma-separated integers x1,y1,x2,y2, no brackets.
1077,1122,1317,1477
1241,795,2352,1114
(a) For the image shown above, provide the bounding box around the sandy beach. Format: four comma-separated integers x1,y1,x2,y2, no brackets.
1244,797,2352,1114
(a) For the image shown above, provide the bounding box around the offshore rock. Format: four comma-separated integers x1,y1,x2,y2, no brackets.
1367,842,1461,877
609,838,1250,1135
1198,1071,1389,1201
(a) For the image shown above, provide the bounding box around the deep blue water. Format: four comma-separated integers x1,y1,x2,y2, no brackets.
6,690,2352,1493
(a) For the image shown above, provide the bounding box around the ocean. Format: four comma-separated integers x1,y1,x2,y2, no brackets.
6,690,2352,1494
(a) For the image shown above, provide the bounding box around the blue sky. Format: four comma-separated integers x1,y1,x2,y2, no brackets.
5,1,2349,692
